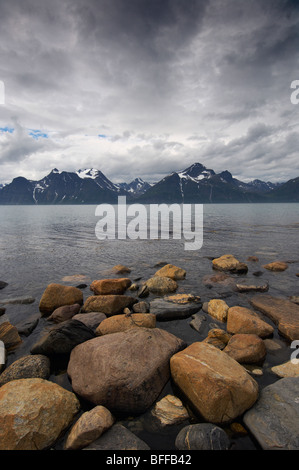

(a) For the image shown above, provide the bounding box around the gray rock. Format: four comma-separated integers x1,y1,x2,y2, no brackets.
16,315,39,336
189,313,206,333
150,298,201,321
0,297,35,305
132,301,150,313
72,312,107,331
30,319,95,356
83,424,150,450
0,354,51,386
0,281,8,290
175,423,231,450
243,377,299,450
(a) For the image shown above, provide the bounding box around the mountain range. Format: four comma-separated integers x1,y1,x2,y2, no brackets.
0,163,298,204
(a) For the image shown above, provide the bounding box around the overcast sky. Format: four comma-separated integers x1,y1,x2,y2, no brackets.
0,0,298,184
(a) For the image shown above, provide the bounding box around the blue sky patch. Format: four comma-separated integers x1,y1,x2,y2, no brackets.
0,126,14,134
28,129,49,140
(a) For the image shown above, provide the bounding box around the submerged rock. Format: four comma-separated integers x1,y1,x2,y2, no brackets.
170,342,258,424
0,378,80,450
67,328,186,414
0,281,8,290
16,314,39,337
175,423,231,450
236,282,269,293
244,377,299,450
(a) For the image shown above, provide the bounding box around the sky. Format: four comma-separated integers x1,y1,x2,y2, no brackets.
0,0,299,185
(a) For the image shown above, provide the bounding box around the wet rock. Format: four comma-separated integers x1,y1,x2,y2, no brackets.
30,319,95,356
250,295,299,341
132,301,150,313
151,395,189,427
112,265,131,274
16,314,39,336
0,281,8,290
0,354,51,387
39,283,83,316
67,328,186,414
202,328,232,350
243,365,263,376
0,378,80,450
170,342,258,424
82,295,137,315
164,294,201,304
96,313,156,335
236,282,269,293
270,361,299,378
0,296,35,305
223,334,267,365
150,297,201,321
64,405,115,450
145,276,178,295
0,316,22,351
47,303,81,323
243,377,299,450
83,424,150,450
154,264,186,281
72,312,107,331
227,306,274,338
175,423,231,450
212,254,248,274
202,272,237,290
138,285,149,298
76,284,88,289
189,313,206,333
90,278,132,295
207,299,229,322
247,256,259,262
263,261,288,272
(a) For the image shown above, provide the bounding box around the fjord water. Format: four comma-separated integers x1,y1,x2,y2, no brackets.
1,203,299,449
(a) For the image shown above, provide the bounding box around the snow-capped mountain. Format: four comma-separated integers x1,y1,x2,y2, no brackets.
116,177,153,196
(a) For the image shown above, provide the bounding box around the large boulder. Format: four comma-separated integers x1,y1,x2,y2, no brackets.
30,320,95,356
39,283,83,316
0,354,50,387
82,295,137,315
90,278,132,295
227,306,274,338
67,328,186,414
170,342,258,423
244,377,299,450
0,378,80,450
250,295,299,341
154,264,186,281
96,313,156,335
64,405,115,450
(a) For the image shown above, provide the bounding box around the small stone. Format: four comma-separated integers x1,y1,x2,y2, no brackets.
132,301,150,313
16,314,39,336
175,423,231,450
128,283,139,291
243,365,263,376
271,361,299,378
154,264,186,281
189,313,206,333
247,256,259,262
0,281,8,290
263,261,288,272
145,276,178,295
230,422,248,436
207,299,229,322
151,395,189,427
0,317,22,351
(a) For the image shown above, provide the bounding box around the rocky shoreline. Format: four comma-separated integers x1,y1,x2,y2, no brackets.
0,255,299,450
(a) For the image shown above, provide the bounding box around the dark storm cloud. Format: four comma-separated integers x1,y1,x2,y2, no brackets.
0,0,298,183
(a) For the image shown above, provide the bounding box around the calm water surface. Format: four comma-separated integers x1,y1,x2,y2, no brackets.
0,203,299,450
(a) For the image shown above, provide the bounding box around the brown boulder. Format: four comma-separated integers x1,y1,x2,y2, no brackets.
47,303,81,323
67,328,186,414
227,306,274,338
0,317,22,351
207,299,229,322
96,313,156,335
82,295,137,315
250,295,299,341
212,255,248,274
90,278,132,295
39,283,83,316
155,264,186,281
223,334,267,364
170,342,258,423
202,328,232,350
145,276,178,295
0,378,80,450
